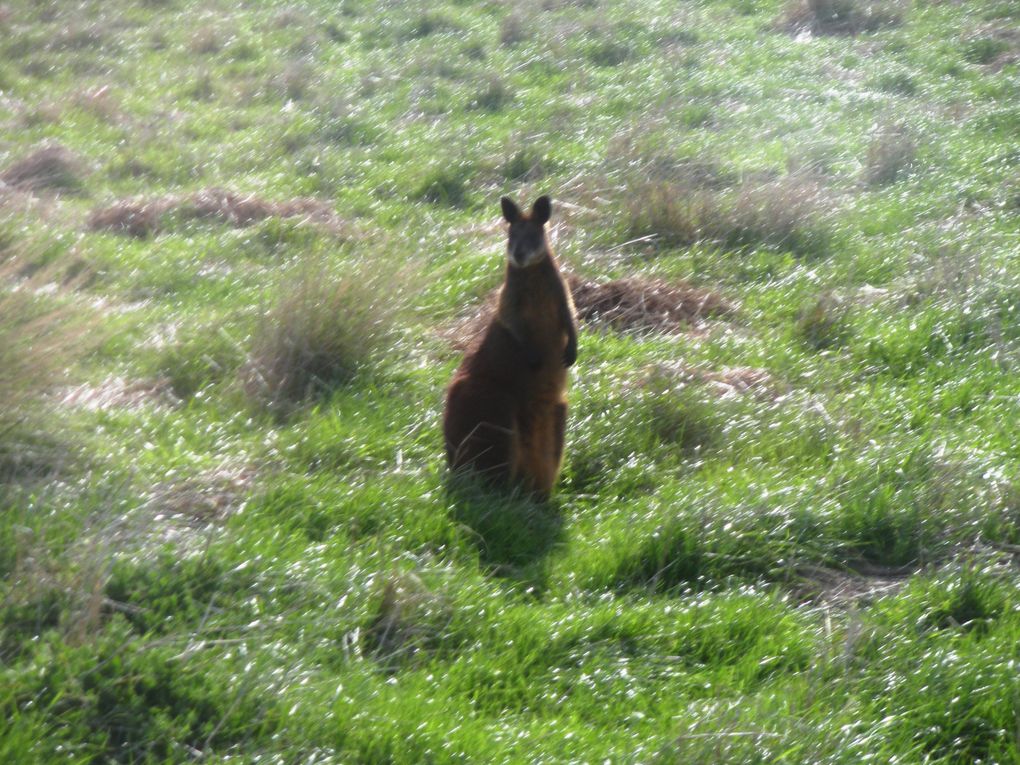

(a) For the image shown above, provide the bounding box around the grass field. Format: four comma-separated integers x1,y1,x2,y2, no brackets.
2,0,1020,761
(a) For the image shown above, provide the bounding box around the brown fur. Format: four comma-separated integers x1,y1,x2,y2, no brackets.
443,196,577,499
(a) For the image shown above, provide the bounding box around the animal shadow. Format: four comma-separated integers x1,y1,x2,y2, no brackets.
446,473,565,581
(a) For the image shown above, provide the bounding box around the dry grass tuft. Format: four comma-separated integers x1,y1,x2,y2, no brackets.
778,0,905,36
622,181,714,248
61,376,180,412
142,462,257,538
726,176,831,253
963,27,1020,69
862,123,917,186
187,27,223,55
86,187,341,237
791,562,909,607
639,361,783,400
0,144,87,194
796,292,851,349
86,198,166,237
0,260,93,481
499,11,529,46
362,573,452,668
623,174,832,256
242,257,410,414
180,187,334,226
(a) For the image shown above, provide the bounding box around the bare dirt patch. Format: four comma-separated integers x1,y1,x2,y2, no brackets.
86,187,343,237
0,143,87,194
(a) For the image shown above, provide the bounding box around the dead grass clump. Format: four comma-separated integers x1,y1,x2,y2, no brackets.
178,187,333,226
778,0,905,36
242,258,408,413
362,574,452,669
622,172,831,256
438,299,496,353
500,147,549,182
0,262,92,481
48,22,111,52
273,60,315,101
187,27,223,55
623,181,716,248
567,273,736,333
791,562,909,607
144,463,257,535
796,292,851,349
469,77,514,112
605,132,737,190
499,12,529,46
724,176,831,254
862,123,917,186
71,85,123,123
0,144,86,194
962,26,1020,68
61,376,180,412
639,361,782,400
86,198,168,237
87,188,340,237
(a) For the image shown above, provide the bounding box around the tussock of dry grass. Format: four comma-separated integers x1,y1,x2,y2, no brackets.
363,574,452,668
624,174,833,256
242,258,409,413
87,188,341,237
0,144,86,194
61,376,179,412
862,123,917,186
0,261,92,480
778,0,905,35
86,198,165,237
499,11,529,46
791,562,909,607
797,292,851,349
639,361,782,399
144,463,256,530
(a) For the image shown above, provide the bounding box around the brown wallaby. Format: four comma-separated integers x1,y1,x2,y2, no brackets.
443,195,577,499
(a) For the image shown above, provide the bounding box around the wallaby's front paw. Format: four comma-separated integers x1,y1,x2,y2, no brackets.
563,338,577,368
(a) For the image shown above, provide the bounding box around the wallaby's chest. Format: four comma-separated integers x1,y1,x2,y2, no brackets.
501,267,566,327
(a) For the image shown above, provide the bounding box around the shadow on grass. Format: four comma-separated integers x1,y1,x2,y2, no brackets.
445,474,565,583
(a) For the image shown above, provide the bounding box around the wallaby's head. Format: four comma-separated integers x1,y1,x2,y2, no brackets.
500,195,551,268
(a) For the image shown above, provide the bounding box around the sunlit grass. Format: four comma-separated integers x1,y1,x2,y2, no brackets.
2,0,1020,761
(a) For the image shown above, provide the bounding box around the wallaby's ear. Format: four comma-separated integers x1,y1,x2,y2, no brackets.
531,195,551,225
501,196,521,223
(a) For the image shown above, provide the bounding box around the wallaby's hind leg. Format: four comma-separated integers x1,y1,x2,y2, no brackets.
512,401,568,500
444,383,519,486
552,401,567,473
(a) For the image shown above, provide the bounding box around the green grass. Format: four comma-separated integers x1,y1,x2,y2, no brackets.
3,0,1020,761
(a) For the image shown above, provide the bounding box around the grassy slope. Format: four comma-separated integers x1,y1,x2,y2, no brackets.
2,0,1020,761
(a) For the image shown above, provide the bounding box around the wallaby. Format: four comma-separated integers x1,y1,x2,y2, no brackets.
443,195,577,499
